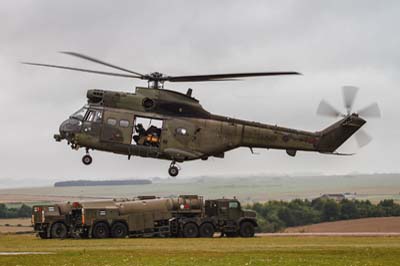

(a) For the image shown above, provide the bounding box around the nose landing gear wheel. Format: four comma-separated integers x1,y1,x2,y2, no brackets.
82,154,92,165
168,165,179,177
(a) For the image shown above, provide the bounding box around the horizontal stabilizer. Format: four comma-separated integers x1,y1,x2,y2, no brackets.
319,152,355,156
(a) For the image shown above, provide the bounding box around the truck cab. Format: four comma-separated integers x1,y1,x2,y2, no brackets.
32,203,72,239
204,199,257,237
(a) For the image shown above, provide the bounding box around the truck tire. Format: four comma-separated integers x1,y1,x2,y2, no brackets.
239,221,255,237
183,222,199,238
111,222,128,238
51,222,68,239
92,222,110,238
199,223,214,238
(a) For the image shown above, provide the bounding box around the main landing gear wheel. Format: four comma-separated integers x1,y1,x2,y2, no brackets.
82,154,92,165
168,161,180,177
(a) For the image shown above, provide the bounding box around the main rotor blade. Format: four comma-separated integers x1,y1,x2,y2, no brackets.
165,71,301,82
60,51,144,77
354,128,372,147
22,62,143,79
357,102,381,118
316,100,343,117
342,86,359,114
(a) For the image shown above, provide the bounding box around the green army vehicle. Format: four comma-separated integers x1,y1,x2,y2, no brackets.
32,203,72,239
32,199,129,239
70,195,257,238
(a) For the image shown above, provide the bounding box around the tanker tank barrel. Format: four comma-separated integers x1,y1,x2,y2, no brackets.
118,198,174,215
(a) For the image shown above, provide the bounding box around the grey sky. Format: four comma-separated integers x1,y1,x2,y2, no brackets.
0,0,399,187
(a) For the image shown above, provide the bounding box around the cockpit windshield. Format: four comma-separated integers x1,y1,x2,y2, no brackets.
70,106,88,121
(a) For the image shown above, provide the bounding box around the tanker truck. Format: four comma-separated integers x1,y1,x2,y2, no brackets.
69,195,257,238
32,198,136,239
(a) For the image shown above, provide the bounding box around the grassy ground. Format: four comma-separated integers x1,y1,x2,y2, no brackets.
1,235,400,266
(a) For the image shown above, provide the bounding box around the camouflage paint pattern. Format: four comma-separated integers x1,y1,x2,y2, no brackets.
56,87,366,163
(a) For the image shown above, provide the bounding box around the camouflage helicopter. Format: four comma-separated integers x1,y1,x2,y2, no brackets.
24,52,381,177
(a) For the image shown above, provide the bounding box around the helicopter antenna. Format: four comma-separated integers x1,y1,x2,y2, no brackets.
23,52,302,89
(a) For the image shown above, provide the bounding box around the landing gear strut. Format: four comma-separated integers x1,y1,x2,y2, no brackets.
82,150,92,165
168,161,179,177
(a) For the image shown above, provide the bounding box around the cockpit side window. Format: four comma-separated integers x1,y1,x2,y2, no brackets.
84,109,103,123
86,111,96,122
71,107,88,121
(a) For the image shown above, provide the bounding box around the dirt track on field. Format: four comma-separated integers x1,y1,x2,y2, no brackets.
0,193,108,204
0,218,33,234
284,217,400,233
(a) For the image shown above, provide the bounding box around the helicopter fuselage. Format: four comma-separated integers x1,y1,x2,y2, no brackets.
55,87,366,168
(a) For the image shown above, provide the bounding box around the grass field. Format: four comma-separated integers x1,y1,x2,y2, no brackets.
1,235,400,266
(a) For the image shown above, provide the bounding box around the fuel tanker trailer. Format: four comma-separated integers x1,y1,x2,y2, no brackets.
70,195,257,238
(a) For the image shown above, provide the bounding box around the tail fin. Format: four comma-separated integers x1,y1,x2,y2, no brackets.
317,115,366,153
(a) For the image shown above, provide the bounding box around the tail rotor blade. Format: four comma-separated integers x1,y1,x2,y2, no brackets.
342,86,359,114
357,102,381,118
354,129,372,147
317,100,343,117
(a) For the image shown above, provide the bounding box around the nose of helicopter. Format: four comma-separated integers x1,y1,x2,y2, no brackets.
54,118,82,141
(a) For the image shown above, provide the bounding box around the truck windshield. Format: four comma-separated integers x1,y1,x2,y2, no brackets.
70,107,88,121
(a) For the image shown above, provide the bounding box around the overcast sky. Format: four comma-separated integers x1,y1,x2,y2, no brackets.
0,0,399,187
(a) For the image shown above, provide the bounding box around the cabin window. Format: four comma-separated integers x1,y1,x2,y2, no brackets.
229,201,239,209
119,119,129,128
94,111,102,122
107,118,117,126
176,127,188,136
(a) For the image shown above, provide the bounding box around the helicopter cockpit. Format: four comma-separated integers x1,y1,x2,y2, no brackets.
70,106,88,121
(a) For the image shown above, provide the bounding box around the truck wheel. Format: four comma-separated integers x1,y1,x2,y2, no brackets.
111,222,128,238
199,223,214,238
183,222,199,238
239,222,255,237
51,223,68,239
92,222,110,238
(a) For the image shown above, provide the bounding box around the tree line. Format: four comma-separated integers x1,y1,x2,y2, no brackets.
0,204,31,218
248,198,400,232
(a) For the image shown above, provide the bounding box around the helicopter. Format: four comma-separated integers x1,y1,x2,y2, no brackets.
23,52,381,177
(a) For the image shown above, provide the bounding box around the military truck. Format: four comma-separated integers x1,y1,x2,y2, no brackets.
32,199,123,239
69,195,257,238
32,203,73,239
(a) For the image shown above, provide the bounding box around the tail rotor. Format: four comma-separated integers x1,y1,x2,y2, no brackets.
316,86,381,148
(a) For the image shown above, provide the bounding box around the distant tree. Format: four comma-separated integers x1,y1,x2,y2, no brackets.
340,200,359,220
17,204,31,217
0,204,7,218
322,200,340,221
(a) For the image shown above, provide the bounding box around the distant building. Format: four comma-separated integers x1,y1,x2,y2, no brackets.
317,193,356,201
